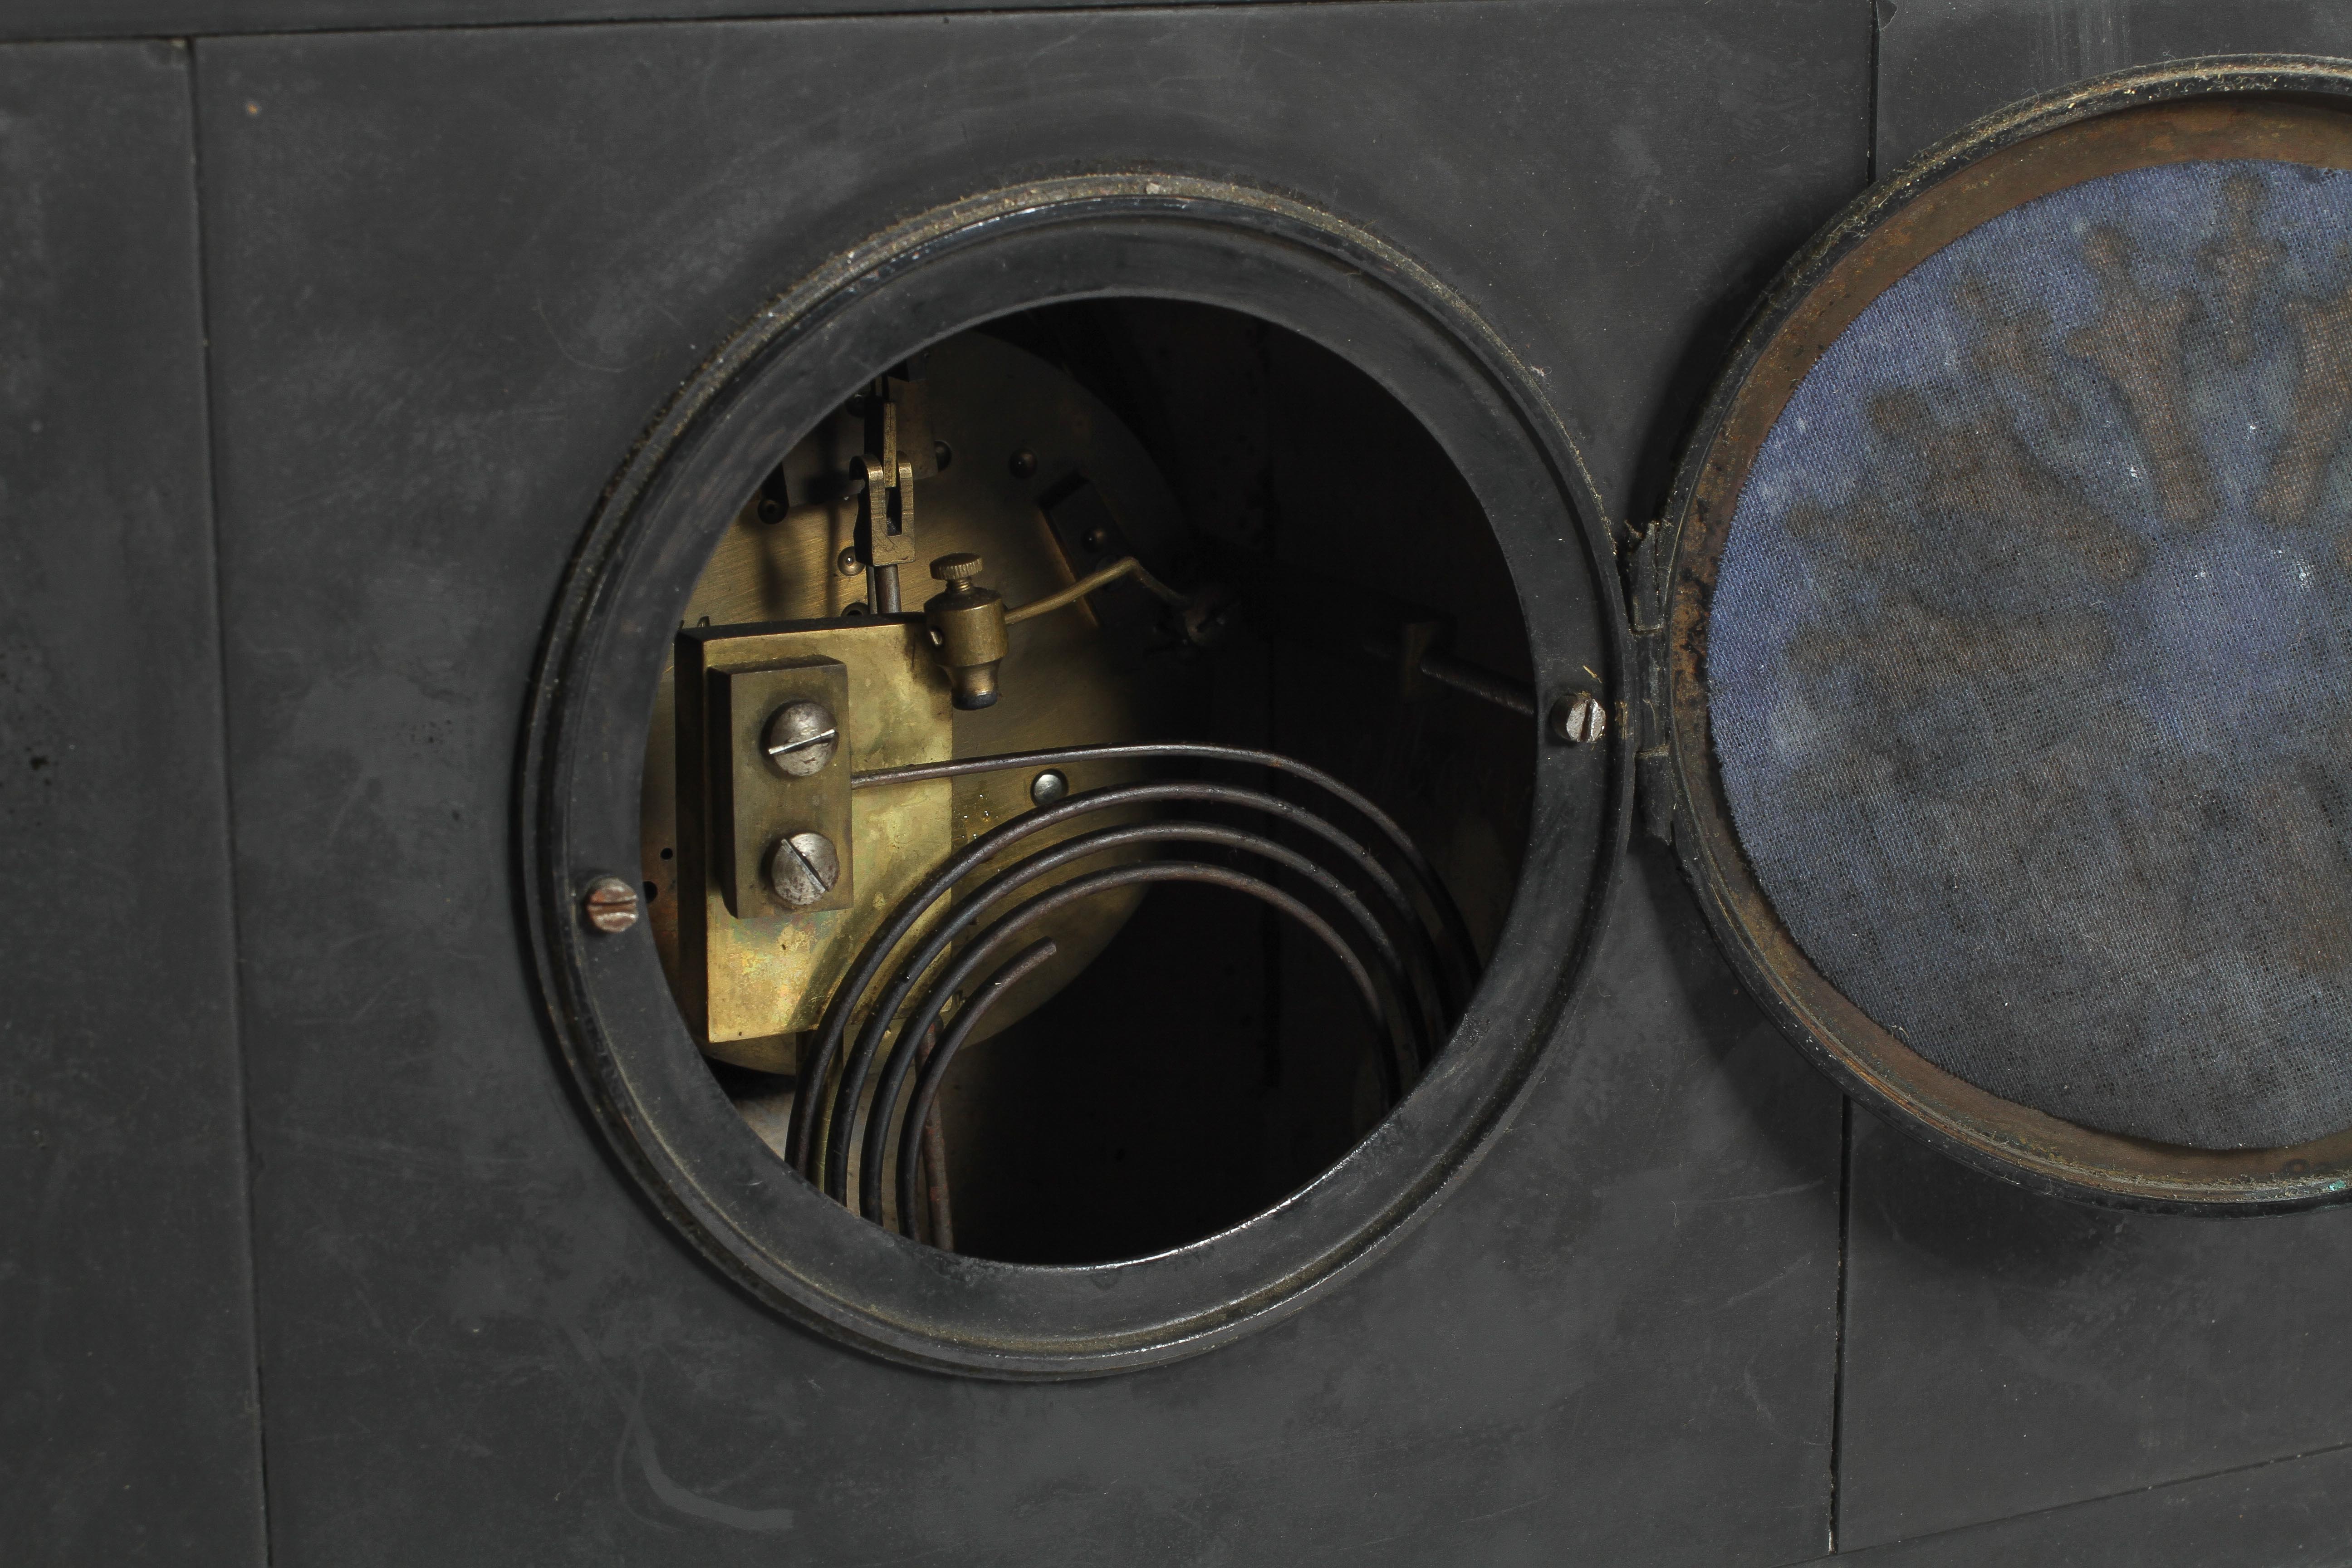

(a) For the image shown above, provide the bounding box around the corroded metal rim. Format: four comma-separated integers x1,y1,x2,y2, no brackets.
1662,56,2352,1214
520,173,1628,1374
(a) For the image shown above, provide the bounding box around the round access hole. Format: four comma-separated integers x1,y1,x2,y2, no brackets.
523,176,1620,1373
642,303,1535,1264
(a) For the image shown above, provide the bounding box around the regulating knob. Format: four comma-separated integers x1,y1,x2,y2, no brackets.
923,552,1007,710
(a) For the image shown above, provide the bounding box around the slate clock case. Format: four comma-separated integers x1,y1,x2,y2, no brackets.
9,4,2352,1566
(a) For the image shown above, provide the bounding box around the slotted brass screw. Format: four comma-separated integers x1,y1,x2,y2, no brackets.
763,702,839,777
583,876,641,933
1548,691,1608,745
768,832,841,906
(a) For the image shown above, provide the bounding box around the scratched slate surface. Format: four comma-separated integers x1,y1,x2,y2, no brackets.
1826,1440,2352,1566
1836,1112,2352,1548
15,3,2352,1559
195,7,1859,1562
1876,0,2352,173
0,40,267,1567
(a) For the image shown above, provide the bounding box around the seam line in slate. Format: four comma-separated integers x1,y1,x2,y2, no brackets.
10,0,1517,48
1827,1096,1852,1554
1864,0,1882,184
1795,1435,2352,1563
183,36,276,1568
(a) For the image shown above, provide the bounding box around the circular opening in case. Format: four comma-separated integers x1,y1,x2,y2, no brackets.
523,177,1622,1373
1667,69,2352,1210
639,301,1536,1264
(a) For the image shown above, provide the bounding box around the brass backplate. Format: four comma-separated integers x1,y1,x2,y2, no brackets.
642,333,1194,1068
676,616,952,1058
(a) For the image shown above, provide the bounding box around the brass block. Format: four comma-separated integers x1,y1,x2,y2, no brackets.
676,617,953,1051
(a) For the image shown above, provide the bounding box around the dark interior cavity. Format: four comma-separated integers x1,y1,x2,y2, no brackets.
645,299,1533,1264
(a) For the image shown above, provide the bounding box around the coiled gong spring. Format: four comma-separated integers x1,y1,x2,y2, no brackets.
783,741,1481,1240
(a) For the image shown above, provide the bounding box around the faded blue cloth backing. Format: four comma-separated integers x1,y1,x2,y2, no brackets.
1712,159,2352,1149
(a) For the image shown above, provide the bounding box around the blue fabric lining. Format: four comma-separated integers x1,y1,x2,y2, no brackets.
1712,159,2352,1149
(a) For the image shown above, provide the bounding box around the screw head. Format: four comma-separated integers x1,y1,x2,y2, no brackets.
582,875,641,933
1548,690,1609,745
931,552,984,585
932,439,954,472
762,701,838,777
767,831,841,906
1029,769,1069,806
1008,449,1037,479
836,546,864,576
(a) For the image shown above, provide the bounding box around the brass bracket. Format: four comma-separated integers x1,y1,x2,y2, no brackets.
860,377,931,570
862,452,919,568
674,616,953,1053
1038,472,1152,636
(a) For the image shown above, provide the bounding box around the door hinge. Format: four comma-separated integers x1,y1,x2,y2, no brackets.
1626,519,1677,845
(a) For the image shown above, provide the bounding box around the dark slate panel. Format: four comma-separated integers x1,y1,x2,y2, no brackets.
1819,1442,2352,1567
196,6,1861,1562
1876,0,2352,172
0,39,265,1568
1838,1112,2352,1549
